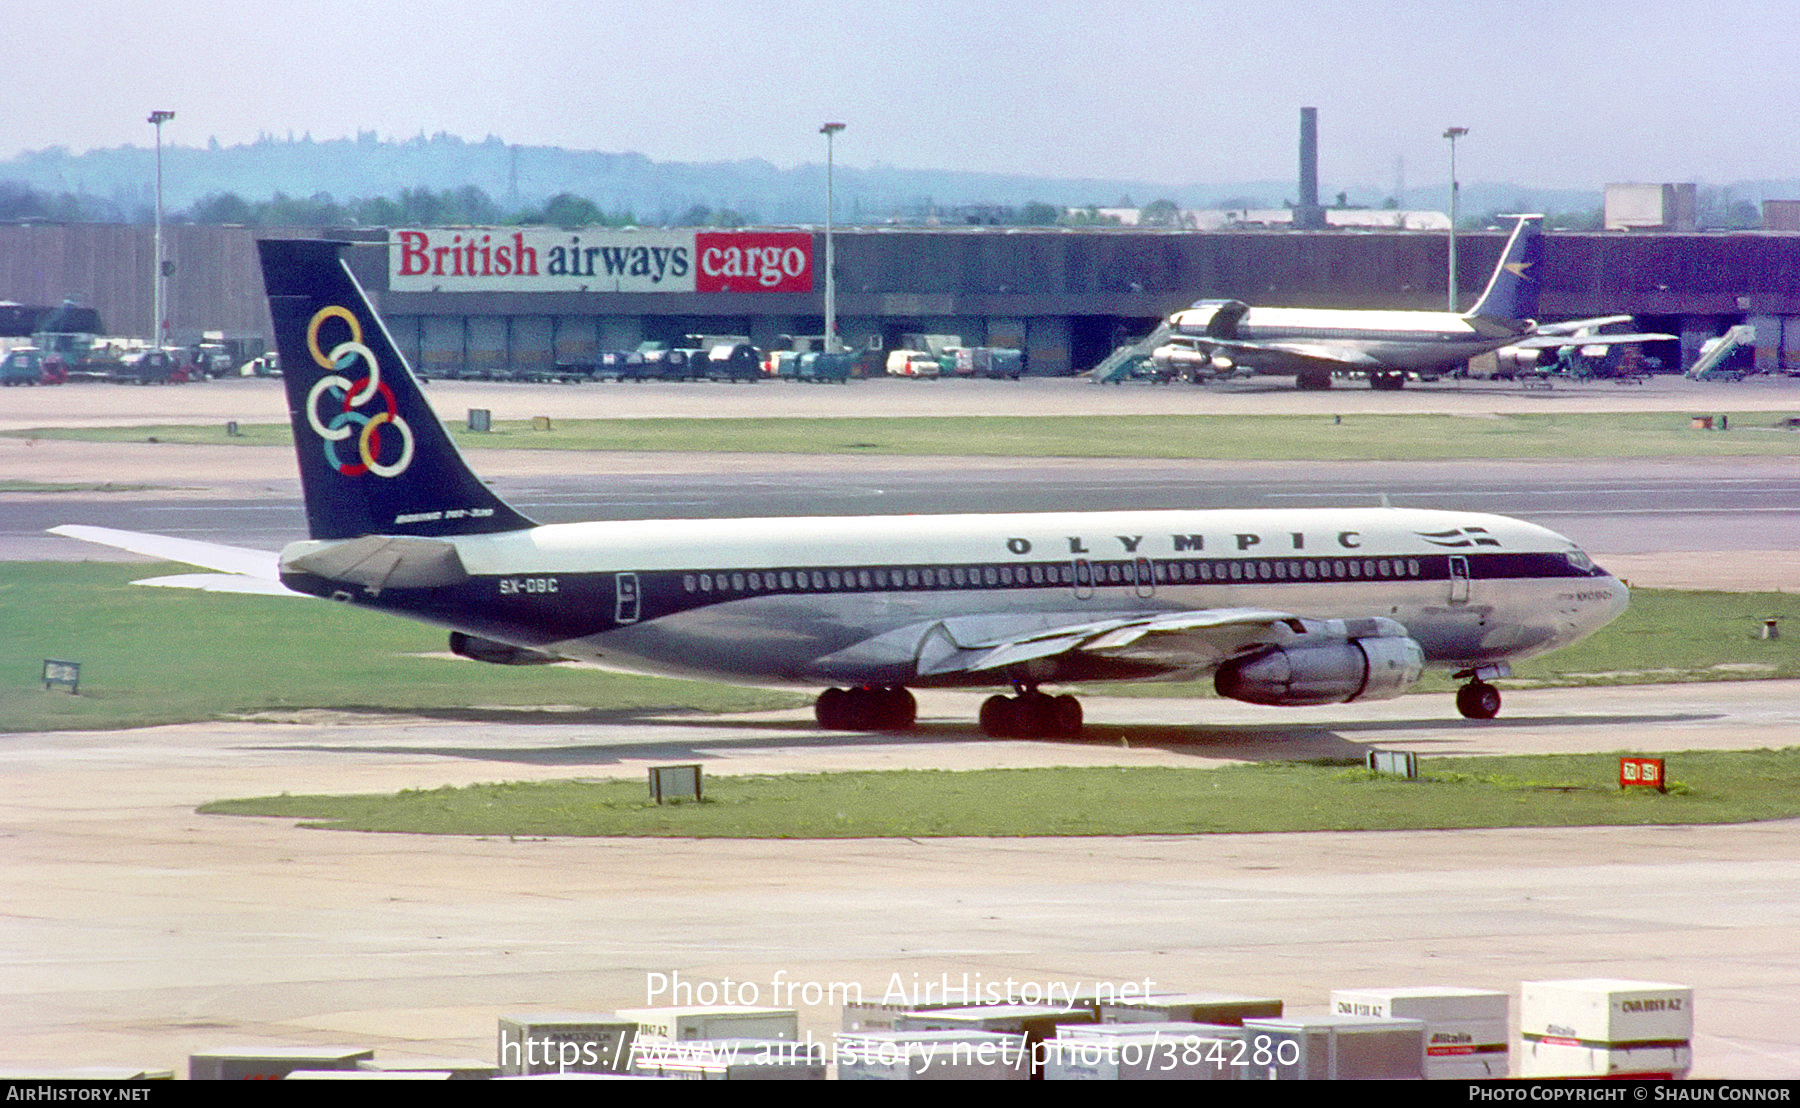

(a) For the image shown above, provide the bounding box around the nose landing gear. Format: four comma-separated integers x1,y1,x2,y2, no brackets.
1455,680,1502,720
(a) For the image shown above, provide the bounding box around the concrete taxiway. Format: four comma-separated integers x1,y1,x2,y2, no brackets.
3,682,1800,1077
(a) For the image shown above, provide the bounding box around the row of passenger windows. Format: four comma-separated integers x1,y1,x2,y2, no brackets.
1248,328,1446,342
680,558,1431,596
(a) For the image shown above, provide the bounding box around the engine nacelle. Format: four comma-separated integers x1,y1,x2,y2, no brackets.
1214,635,1424,707
449,631,561,666
1495,345,1554,376
1150,341,1232,378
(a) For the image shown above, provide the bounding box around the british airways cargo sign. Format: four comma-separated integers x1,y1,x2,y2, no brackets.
388,228,813,294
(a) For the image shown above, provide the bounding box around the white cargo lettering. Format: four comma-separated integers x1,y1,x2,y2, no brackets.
500,577,559,595
701,245,808,287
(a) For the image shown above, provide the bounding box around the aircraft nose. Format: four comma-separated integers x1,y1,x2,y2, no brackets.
1593,572,1631,630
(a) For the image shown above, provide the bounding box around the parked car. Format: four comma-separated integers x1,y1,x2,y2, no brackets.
112,349,185,384
1,348,66,385
701,342,763,382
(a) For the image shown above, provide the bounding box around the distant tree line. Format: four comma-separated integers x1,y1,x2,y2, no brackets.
13,176,1715,232
0,179,1147,230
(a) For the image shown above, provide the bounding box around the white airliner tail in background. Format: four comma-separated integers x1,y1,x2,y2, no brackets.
53,238,1628,737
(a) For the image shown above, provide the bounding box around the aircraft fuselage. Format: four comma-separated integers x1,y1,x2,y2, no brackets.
280,505,1627,688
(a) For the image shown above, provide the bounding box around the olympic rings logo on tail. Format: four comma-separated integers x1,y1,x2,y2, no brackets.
304,305,414,478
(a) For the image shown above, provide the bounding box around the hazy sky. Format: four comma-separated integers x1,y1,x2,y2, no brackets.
11,0,1799,191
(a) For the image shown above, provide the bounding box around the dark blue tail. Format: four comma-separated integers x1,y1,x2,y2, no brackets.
258,239,535,541
1463,215,1543,324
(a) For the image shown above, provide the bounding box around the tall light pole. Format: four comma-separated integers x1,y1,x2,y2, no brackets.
148,110,176,347
1443,126,1467,312
819,121,845,353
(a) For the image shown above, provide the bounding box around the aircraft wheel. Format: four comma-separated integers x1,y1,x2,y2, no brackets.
877,686,917,730
814,687,850,729
1050,694,1084,738
979,694,1017,738
1371,371,1407,391
979,692,1082,739
1297,370,1332,391
818,686,919,731
1456,681,1502,720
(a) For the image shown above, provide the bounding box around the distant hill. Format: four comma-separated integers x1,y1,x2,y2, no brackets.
0,131,1660,225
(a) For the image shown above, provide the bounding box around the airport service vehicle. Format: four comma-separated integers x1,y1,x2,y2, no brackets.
953,347,1024,379
886,350,942,378
53,239,1629,738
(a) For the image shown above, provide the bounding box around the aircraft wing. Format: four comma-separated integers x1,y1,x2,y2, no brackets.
814,607,1410,683
1532,315,1631,336
1204,338,1386,369
1509,331,1676,350
48,524,305,597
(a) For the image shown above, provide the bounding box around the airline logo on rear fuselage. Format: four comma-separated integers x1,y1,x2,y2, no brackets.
304,305,415,478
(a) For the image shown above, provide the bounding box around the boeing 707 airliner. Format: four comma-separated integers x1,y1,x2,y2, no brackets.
54,239,1629,738
1149,215,1666,390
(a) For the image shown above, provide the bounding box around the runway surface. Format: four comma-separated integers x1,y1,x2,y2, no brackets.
3,373,1799,1077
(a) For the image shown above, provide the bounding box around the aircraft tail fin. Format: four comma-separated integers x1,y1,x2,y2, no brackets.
257,239,535,541
1463,214,1544,324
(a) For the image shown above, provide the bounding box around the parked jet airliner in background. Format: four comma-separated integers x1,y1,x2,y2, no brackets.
53,239,1629,738
1151,215,1666,390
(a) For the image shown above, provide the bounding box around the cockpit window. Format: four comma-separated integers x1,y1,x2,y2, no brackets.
1566,549,1594,573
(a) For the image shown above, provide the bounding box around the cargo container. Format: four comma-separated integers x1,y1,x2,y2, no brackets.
498,1013,638,1075
1239,1015,1427,1080
630,1038,825,1080
1048,1021,1249,1080
1101,991,1283,1027
1519,979,1692,1079
615,1006,798,1043
1331,986,1509,1079
837,1030,1029,1080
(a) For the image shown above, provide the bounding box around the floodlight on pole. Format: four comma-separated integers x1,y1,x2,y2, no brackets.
148,110,176,347
1443,126,1467,312
820,122,845,353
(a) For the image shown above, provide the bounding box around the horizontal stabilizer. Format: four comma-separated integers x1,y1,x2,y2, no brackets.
49,525,281,579
133,573,306,597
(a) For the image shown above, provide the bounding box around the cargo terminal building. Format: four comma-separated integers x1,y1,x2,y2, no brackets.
3,223,1799,376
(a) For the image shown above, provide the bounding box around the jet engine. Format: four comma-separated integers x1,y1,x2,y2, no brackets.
1494,345,1554,377
1150,338,1233,379
1213,634,1423,706
449,631,561,666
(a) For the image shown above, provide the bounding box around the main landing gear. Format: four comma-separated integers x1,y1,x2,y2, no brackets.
814,685,916,731
979,687,1083,739
1455,680,1502,720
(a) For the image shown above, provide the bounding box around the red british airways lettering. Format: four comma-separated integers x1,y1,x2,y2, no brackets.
695,231,813,292
396,230,540,278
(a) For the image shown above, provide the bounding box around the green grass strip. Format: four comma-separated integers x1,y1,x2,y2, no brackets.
198,751,1800,837
0,562,803,733
9,411,1800,459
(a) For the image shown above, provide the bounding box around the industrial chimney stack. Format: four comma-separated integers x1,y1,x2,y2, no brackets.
1296,107,1327,230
